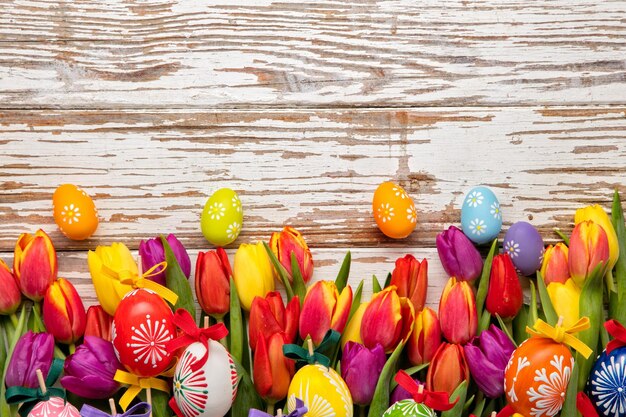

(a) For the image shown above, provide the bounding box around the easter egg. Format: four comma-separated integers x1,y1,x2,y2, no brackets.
587,346,626,416
112,289,176,377
503,222,544,276
28,397,80,417
288,364,353,417
383,400,436,417
172,340,238,417
504,337,574,417
372,182,417,239
52,184,98,240
200,188,243,246
460,186,502,245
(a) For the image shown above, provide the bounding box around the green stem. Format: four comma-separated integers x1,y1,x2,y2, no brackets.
54,345,66,360
266,403,274,415
32,301,45,332
359,405,366,417
215,316,229,350
69,343,76,355
9,313,18,328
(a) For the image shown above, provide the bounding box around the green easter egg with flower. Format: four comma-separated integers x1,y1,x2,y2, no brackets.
201,188,243,246
383,400,436,417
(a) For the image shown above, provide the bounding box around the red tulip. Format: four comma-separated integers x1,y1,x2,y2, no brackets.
195,248,231,317
84,305,113,341
253,332,294,404
407,307,442,366
0,259,21,315
249,292,299,351
14,229,57,301
43,278,87,344
299,281,351,345
486,254,523,319
438,277,477,344
269,226,314,283
390,255,428,312
426,342,470,396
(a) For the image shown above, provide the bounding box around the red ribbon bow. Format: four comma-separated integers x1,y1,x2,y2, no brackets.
394,370,457,411
577,392,600,417
605,319,626,355
165,309,228,372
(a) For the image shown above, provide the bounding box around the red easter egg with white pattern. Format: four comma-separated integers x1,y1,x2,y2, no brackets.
112,289,176,377
28,397,80,417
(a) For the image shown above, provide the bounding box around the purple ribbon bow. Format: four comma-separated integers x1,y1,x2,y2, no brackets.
80,402,151,417
248,399,307,417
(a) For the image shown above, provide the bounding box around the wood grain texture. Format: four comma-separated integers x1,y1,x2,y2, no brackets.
1,0,625,108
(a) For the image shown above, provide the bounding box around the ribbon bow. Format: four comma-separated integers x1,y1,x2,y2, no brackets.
248,399,308,417
526,317,593,359
605,319,626,354
101,261,178,306
165,308,228,371
283,330,340,368
113,370,170,411
5,358,65,417
576,392,600,417
80,403,152,417
394,370,457,411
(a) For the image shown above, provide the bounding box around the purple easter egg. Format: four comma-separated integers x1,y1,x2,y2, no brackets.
503,222,544,276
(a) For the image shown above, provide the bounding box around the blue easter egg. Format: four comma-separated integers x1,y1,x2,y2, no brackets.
587,347,626,417
503,221,544,276
460,186,502,245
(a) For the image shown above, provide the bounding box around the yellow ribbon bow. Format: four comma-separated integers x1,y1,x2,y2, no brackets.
114,370,171,411
102,261,179,306
526,317,593,359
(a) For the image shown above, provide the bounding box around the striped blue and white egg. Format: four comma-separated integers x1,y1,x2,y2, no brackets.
460,186,502,245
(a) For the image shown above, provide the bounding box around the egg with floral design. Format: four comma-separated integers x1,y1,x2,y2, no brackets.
52,184,98,240
460,186,502,245
503,222,544,276
504,337,574,417
587,346,626,417
383,400,436,417
200,188,243,246
288,364,353,417
28,397,80,417
372,182,417,239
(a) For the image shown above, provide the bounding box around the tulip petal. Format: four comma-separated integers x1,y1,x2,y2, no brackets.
299,281,336,344
330,285,353,334
361,288,403,353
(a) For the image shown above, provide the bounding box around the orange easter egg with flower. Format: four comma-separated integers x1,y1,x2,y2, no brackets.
504,337,574,417
372,182,417,239
52,184,98,240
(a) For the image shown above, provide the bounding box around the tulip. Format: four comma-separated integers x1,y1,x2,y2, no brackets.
84,305,113,341
569,220,610,287
463,325,515,398
253,332,294,404
438,277,477,344
390,255,428,312
436,226,483,281
300,281,352,345
486,254,523,320
195,248,231,317
249,292,300,351
426,342,469,397
407,307,442,366
61,336,123,399
541,243,569,285
269,226,314,283
547,279,581,328
138,234,191,286
390,375,422,405
13,229,57,301
0,258,21,315
5,331,54,388
233,242,275,311
341,302,368,348
43,278,87,345
575,204,619,273
361,286,415,353
341,342,386,405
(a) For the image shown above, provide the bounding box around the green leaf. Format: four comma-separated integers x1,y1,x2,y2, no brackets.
389,363,429,391
263,242,294,300
290,252,307,306
335,251,351,292
471,395,486,417
229,277,244,365
372,275,382,294
476,239,498,314
528,279,539,329
536,272,558,326
384,272,392,289
561,361,580,417
441,380,468,417
161,236,195,316
612,190,626,322
231,359,264,417
348,280,364,322
495,314,517,347
368,342,405,417
554,228,570,246
513,304,530,345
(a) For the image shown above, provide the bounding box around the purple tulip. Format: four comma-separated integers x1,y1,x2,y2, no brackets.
5,331,54,388
341,342,386,406
61,336,123,399
139,234,191,286
463,324,515,398
390,375,421,406
436,226,483,281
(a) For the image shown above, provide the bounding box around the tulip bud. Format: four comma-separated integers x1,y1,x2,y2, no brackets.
569,220,610,287
541,243,569,285
438,277,477,344
436,226,483,281
300,281,352,345
14,229,57,301
575,204,619,272
249,292,300,351
43,278,87,344
390,255,428,312
5,331,54,388
341,302,368,348
341,342,386,405
269,227,314,283
0,259,21,315
139,234,191,286
407,307,442,366
84,305,113,341
195,248,231,317
233,242,275,311
546,279,581,328
426,342,470,396
486,254,523,320
253,332,295,404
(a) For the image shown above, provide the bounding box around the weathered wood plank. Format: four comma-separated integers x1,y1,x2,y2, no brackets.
0,0,624,108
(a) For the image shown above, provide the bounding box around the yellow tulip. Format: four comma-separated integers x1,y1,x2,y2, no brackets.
233,242,275,311
546,279,581,328
341,302,368,348
575,204,619,272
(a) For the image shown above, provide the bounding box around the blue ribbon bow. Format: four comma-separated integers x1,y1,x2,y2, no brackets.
248,399,307,417
80,402,151,417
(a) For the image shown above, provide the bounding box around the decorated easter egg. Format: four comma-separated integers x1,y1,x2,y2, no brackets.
383,400,436,417
200,188,243,246
173,340,238,417
587,346,626,416
52,184,98,240
288,364,353,417
112,289,176,377
503,221,544,276
372,182,417,239
460,186,502,245
28,397,80,417
504,337,574,417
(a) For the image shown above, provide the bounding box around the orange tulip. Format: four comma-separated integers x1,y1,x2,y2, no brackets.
14,229,57,301
84,305,113,341
541,243,569,285
0,259,21,315
253,332,295,404
249,292,300,351
426,342,470,396
195,248,231,317
438,277,477,344
299,281,352,345
407,307,442,366
569,220,610,287
486,254,523,320
43,278,87,344
390,255,428,312
269,227,314,283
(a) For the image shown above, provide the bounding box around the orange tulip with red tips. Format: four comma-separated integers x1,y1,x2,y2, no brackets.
407,307,442,366
249,292,299,351
299,281,352,345
253,332,295,404
390,255,428,312
541,243,569,285
269,226,314,283
84,305,113,341
43,278,87,345
438,277,477,344
0,259,21,315
426,342,470,396
569,220,610,287
14,229,57,301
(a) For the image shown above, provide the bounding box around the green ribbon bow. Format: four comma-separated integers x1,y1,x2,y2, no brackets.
283,330,340,368
6,358,65,417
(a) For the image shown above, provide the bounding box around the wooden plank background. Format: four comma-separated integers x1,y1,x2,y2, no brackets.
1,0,625,309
